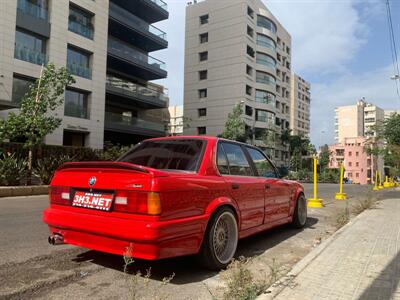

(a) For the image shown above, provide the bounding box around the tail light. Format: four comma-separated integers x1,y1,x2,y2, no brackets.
49,186,71,206
114,191,161,215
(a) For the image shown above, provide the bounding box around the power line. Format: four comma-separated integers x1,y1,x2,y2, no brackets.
385,0,400,104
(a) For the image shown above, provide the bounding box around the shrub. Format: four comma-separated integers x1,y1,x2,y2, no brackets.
0,153,28,186
33,154,75,185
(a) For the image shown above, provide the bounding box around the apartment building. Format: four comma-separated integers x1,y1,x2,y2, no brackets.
334,100,365,144
328,137,384,185
0,0,169,148
290,73,310,136
183,0,292,166
384,110,399,120
168,105,184,136
364,103,384,138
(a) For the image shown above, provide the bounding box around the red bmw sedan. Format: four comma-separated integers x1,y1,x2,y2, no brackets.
43,136,307,270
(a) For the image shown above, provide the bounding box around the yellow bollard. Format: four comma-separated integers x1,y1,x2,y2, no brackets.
378,172,384,189
335,162,347,200
384,176,390,188
372,170,379,191
307,155,324,208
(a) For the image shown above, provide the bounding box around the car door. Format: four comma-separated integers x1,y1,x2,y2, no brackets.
217,142,265,230
245,147,291,223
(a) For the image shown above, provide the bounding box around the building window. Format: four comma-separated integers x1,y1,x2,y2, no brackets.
256,109,275,124
349,162,352,167
348,172,352,178
256,52,276,68
14,28,47,65
256,71,276,85
356,151,359,156
199,51,208,61
12,75,35,105
245,105,253,116
67,46,92,79
246,65,253,76
255,90,275,105
198,108,207,117
256,34,276,50
356,162,359,167
199,32,208,43
356,173,359,178
246,85,252,96
200,14,209,25
247,6,254,19
199,89,207,98
68,5,94,40
197,126,206,135
199,70,208,80
247,25,254,38
247,45,255,58
348,151,352,156
64,88,89,119
17,0,49,21
257,15,277,33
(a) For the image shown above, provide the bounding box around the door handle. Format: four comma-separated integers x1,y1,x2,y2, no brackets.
231,183,240,190
265,184,271,189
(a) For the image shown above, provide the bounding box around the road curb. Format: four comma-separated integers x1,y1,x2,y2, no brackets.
0,185,48,198
257,209,369,299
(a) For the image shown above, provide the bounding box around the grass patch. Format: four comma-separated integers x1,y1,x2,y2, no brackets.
220,257,285,300
352,193,378,215
336,203,350,229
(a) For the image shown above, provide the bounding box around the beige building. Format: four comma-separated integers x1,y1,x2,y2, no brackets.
364,103,384,138
0,0,169,148
168,105,184,136
384,110,399,120
183,0,292,166
290,73,310,136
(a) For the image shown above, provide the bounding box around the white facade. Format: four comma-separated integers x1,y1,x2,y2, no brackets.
290,73,310,137
168,105,184,136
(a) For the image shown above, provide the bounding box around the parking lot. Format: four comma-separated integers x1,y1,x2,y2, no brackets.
0,184,398,300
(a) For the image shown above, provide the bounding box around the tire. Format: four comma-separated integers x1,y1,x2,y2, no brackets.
291,193,307,228
198,207,238,270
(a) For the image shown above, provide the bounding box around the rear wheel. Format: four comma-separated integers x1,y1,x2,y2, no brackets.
291,194,307,228
198,207,238,270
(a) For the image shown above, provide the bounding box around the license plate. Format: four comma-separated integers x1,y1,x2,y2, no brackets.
72,191,114,211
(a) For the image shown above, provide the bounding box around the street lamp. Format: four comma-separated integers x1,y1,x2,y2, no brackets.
390,74,400,80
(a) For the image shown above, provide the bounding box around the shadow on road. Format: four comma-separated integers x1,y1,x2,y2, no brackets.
71,217,319,285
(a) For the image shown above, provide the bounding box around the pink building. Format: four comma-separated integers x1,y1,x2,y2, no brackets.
328,137,380,185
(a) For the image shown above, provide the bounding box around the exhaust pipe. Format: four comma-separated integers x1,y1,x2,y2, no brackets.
48,233,64,245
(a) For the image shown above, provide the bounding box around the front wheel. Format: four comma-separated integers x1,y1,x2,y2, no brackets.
198,207,238,270
291,194,307,228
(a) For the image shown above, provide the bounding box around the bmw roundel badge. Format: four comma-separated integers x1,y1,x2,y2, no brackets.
89,176,96,186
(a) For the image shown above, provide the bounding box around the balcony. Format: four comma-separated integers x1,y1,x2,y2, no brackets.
107,37,167,80
67,63,92,79
14,43,48,66
109,2,167,52
16,0,50,37
104,111,166,136
17,0,48,21
106,75,168,108
68,19,94,40
110,0,168,23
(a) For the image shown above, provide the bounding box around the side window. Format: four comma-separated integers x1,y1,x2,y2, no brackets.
217,143,230,175
246,147,277,178
221,143,253,176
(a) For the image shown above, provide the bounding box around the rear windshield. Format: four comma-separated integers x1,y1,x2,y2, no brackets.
118,139,205,172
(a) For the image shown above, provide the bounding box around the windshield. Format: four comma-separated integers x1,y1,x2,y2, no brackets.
118,139,205,172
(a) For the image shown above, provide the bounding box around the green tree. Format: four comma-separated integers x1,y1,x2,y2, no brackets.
384,113,400,145
221,103,247,142
319,144,330,171
0,63,75,182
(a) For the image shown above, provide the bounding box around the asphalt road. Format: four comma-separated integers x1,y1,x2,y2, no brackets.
0,184,398,299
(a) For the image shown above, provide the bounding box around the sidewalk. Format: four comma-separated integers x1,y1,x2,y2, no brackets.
261,197,400,300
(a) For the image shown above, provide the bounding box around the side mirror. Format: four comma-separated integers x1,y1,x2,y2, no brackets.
278,166,289,178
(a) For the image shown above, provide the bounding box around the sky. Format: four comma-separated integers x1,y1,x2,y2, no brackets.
151,0,400,147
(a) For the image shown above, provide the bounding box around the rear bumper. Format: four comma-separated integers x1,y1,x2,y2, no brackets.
43,208,209,260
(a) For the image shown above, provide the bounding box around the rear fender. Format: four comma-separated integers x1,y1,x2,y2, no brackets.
290,185,305,215
204,196,241,229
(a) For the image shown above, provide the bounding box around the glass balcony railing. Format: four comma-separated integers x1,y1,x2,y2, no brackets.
108,37,166,71
14,43,48,65
149,0,168,11
64,105,89,119
17,0,49,21
106,75,168,104
109,2,167,41
67,63,92,79
68,20,94,39
105,111,165,132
